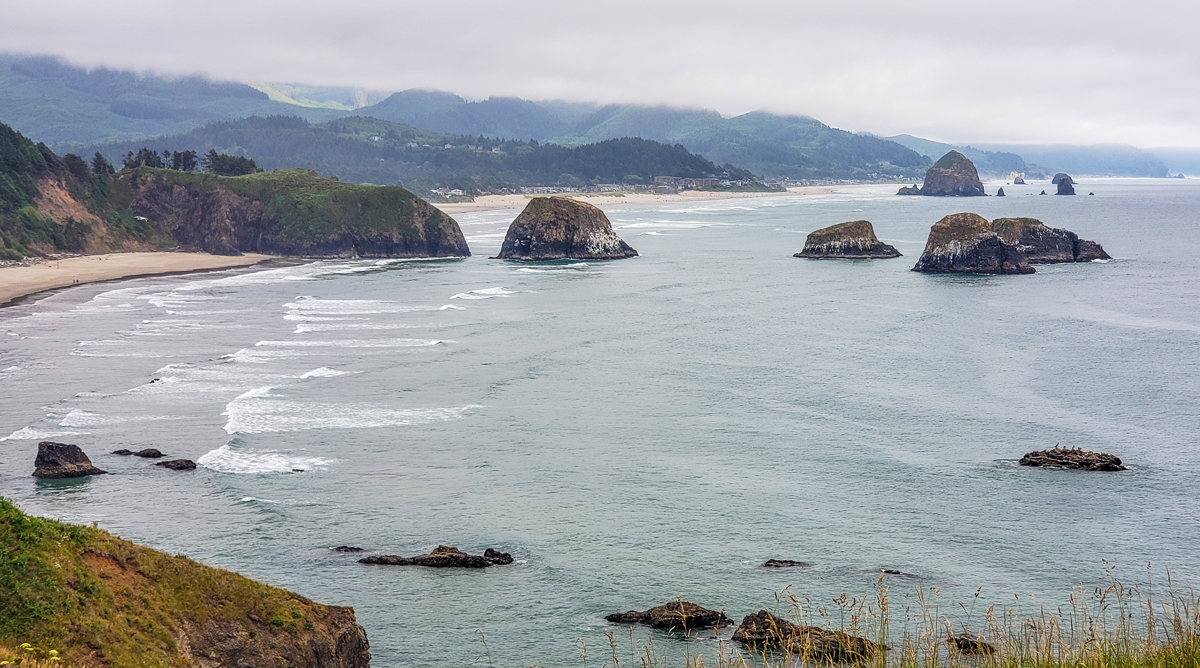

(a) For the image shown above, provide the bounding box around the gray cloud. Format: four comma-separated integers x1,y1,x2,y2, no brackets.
3,0,1198,146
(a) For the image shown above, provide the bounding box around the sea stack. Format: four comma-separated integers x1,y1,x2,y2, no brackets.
495,196,638,261
33,441,107,478
911,213,1034,274
917,151,985,196
1019,446,1126,471
793,220,901,259
1013,175,1026,185
997,187,1006,197
990,218,1110,263
1057,178,1076,195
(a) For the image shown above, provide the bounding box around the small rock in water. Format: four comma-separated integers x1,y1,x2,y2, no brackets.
1040,190,1047,195
605,601,732,630
133,448,165,458
33,441,107,478
1019,445,1126,471
112,449,134,456
732,610,879,660
949,633,996,655
334,546,365,553
996,187,1006,196
763,559,811,568
155,459,197,471
359,545,513,568
881,569,903,575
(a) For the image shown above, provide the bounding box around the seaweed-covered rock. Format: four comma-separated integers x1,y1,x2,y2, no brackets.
912,213,1033,274
358,545,513,568
793,221,901,259
33,441,107,478
495,197,637,261
990,218,1110,263
155,459,197,471
732,610,879,660
605,601,732,630
1019,446,1126,471
919,151,985,197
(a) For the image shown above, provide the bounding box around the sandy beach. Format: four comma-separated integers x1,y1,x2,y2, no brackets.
434,185,848,214
0,252,273,307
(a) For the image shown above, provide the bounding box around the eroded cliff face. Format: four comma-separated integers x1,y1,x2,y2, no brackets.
495,196,637,261
117,169,470,258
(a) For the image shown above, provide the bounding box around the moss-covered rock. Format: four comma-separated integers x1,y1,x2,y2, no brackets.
495,196,637,261
793,220,900,259
912,212,1033,274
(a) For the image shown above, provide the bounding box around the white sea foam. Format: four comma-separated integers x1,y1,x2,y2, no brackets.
292,321,420,334
254,338,447,348
514,263,591,273
284,296,440,315
223,386,479,434
198,443,334,474
300,367,349,379
450,287,515,300
58,410,178,428
1,426,87,441
439,304,466,310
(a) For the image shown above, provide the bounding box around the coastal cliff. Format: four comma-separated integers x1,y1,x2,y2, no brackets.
496,196,637,261
0,497,371,667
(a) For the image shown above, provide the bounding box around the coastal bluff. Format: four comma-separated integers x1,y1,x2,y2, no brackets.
794,220,900,259
495,197,638,261
0,497,370,667
897,151,986,197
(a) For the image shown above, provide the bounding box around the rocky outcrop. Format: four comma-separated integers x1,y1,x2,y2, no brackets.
605,602,731,630
732,610,879,661
911,213,1034,274
1057,179,1076,195
155,459,197,471
763,559,811,568
996,187,1006,197
113,448,166,458
358,545,513,568
918,151,985,196
793,221,901,259
179,605,370,668
897,184,922,195
1019,446,1126,471
1052,173,1074,185
119,168,471,258
1013,175,1026,185
990,218,1110,263
334,546,365,553
495,197,637,261
949,633,996,655
33,441,107,478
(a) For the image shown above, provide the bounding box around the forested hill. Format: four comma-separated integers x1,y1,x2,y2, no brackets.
82,115,759,195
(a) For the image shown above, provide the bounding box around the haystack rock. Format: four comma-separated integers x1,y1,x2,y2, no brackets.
1019,446,1126,471
1057,178,1076,195
911,213,1034,274
605,602,732,630
495,196,637,260
33,441,107,478
918,151,985,196
793,220,901,259
732,610,879,661
990,218,1110,263
358,545,513,568
1013,175,1026,185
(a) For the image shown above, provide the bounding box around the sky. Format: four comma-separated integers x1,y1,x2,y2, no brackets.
3,0,1199,147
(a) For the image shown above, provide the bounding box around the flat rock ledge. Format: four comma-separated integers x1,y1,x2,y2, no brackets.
1019,446,1127,471
794,220,901,259
494,196,638,261
33,441,107,478
605,601,732,630
358,545,513,568
912,213,1034,274
732,610,880,661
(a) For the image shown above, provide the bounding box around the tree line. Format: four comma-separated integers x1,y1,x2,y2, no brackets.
120,148,260,176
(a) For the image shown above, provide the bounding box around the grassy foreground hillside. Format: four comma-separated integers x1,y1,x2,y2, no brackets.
0,497,370,667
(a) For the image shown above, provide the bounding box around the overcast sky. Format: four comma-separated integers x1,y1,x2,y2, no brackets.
4,0,1199,147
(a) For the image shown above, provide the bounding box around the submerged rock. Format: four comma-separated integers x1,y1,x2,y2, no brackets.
605,601,732,630
358,545,513,568
793,220,901,259
155,459,197,471
918,151,985,197
495,196,637,261
1019,446,1126,471
112,449,134,456
763,559,811,568
33,441,107,478
134,448,165,458
334,546,365,553
732,610,879,660
911,213,1034,274
949,633,996,655
896,184,922,195
990,217,1110,263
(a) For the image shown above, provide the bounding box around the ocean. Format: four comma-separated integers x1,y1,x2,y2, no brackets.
2,179,1198,667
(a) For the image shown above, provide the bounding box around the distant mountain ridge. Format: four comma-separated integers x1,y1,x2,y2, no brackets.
887,134,1170,179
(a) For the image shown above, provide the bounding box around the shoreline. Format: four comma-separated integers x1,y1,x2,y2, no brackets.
433,184,865,214
0,252,277,308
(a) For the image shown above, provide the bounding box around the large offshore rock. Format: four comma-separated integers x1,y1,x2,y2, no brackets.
358,545,513,568
605,601,732,630
793,220,901,259
912,213,1034,274
919,151,986,196
732,610,879,660
991,217,1110,263
1057,178,1076,195
32,441,107,478
495,197,638,260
